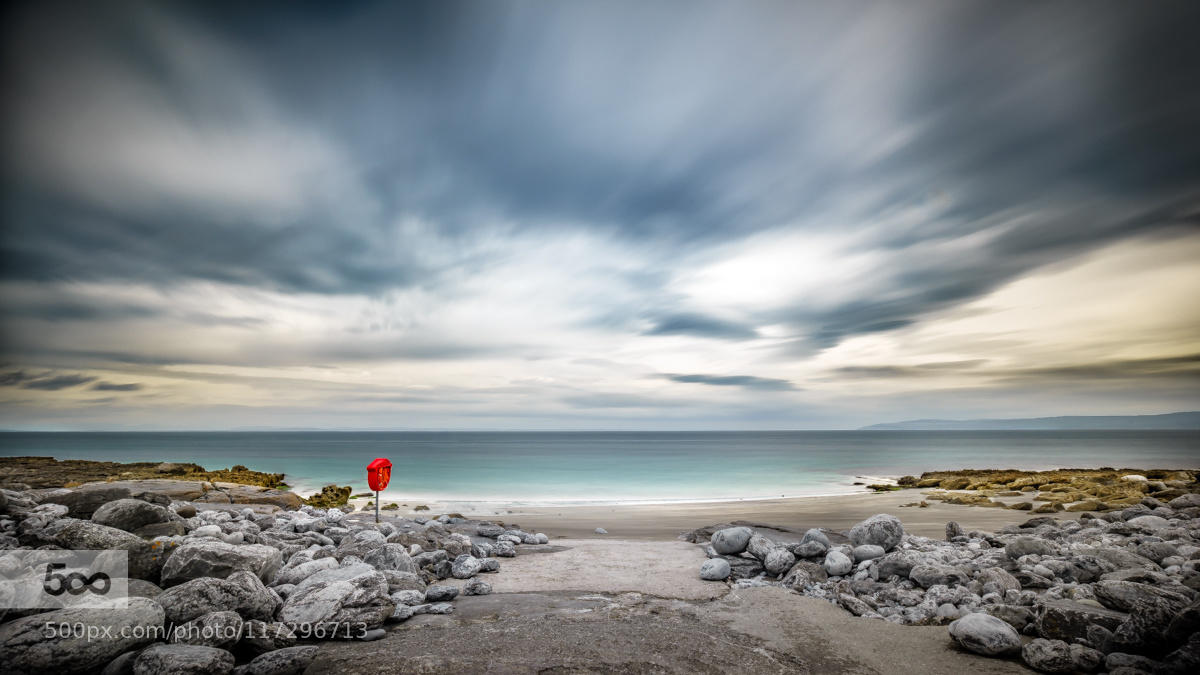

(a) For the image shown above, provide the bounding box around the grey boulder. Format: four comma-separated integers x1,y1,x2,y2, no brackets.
237,621,296,656
424,585,459,602
948,612,1022,656
161,540,282,586
48,520,162,580
746,534,774,562
92,499,173,533
272,557,340,586
235,646,319,675
910,563,969,589
1021,638,1074,673
362,544,417,574
169,611,243,650
450,554,482,579
1006,537,1058,559
852,545,885,562
132,644,234,675
276,562,393,630
848,514,904,552
157,571,280,624
710,527,753,555
0,597,164,675
699,558,731,581
823,550,853,576
463,578,492,595
792,541,827,558
764,548,796,576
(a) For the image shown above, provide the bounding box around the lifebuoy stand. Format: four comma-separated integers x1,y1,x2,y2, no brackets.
366,458,392,523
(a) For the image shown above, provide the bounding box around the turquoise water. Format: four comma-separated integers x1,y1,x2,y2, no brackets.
0,431,1195,505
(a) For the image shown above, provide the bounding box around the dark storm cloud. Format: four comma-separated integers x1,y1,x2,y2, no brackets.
18,373,97,390
643,313,758,340
831,355,1200,383
661,374,796,391
91,381,142,391
1,0,1199,376
0,370,33,386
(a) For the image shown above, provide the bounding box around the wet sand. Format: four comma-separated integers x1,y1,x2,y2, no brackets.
446,489,1036,540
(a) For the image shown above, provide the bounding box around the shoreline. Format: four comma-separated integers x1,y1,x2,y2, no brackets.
348,488,1056,540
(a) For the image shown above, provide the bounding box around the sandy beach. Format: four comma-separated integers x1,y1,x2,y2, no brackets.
350,488,1034,540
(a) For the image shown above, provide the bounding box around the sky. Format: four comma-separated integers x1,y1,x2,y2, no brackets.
0,0,1198,430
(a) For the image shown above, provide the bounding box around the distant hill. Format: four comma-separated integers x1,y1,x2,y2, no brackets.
861,411,1200,431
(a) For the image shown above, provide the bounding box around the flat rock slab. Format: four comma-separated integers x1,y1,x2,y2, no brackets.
308,587,1033,674
441,538,728,601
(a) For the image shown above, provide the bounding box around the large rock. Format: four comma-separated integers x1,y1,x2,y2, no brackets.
273,557,340,586
132,644,234,675
161,540,282,586
1106,583,1194,655
977,568,1021,595
450,554,482,579
699,558,731,581
781,560,827,589
1093,580,1191,615
237,621,296,656
1167,493,1200,509
276,562,394,631
1036,599,1127,643
362,544,417,573
948,612,1022,656
873,551,920,579
236,646,319,675
823,550,853,576
40,485,136,518
852,545,885,562
710,527,753,555
0,597,164,675
1125,514,1170,530
48,519,164,580
909,563,969,589
92,499,173,533
746,534,774,562
169,611,242,650
1021,638,1074,673
800,528,831,549
848,514,904,552
764,548,796,576
156,571,280,624
1005,536,1057,559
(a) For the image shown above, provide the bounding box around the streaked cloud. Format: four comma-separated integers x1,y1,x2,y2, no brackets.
1,0,1197,429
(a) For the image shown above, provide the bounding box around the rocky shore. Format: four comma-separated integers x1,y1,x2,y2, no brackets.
894,468,1199,514
690,492,1200,673
0,465,1197,674
0,457,290,490
1,478,550,674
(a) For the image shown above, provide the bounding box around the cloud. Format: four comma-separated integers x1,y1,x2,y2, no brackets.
18,374,98,391
563,393,684,409
661,374,797,391
1,1,1198,429
642,313,758,340
91,381,143,392
0,370,34,386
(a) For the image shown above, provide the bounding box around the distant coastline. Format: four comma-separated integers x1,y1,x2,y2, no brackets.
860,410,1200,431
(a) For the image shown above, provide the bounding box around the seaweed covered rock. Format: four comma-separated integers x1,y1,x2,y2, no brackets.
304,485,352,508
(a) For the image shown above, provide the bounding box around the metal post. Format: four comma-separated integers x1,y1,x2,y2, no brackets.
375,490,380,523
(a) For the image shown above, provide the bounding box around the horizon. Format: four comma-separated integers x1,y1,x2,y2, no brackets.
2,1,1199,430
2,410,1198,434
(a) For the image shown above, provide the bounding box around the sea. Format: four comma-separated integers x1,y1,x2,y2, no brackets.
0,430,1196,507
